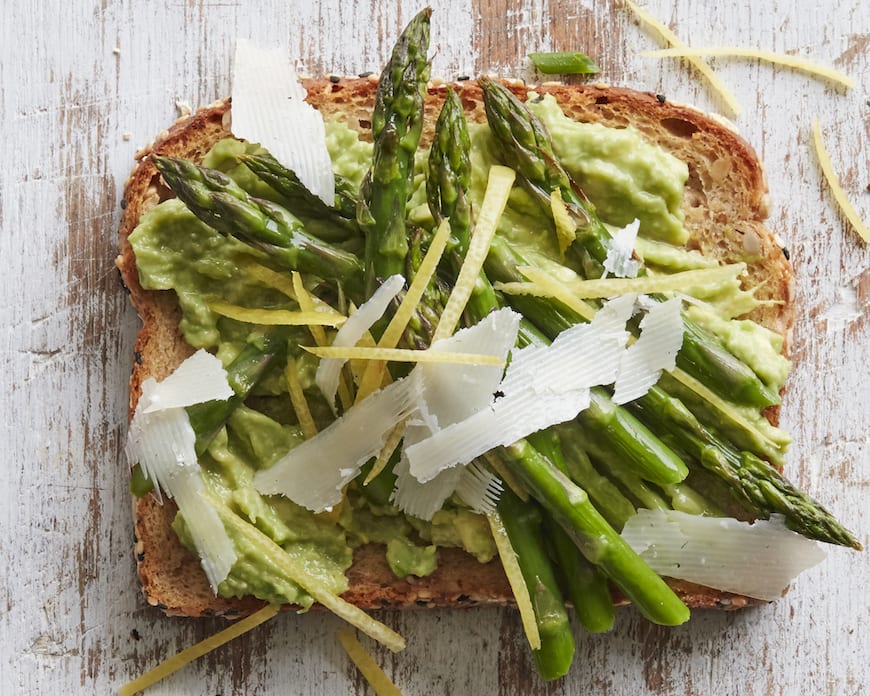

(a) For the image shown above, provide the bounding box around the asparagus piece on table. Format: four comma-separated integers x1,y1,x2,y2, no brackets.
358,8,431,295
478,77,781,410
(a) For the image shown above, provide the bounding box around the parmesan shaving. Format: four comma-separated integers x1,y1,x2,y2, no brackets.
125,351,240,591
621,509,826,600
603,219,641,278
209,301,346,327
365,419,407,485
139,349,233,413
232,39,335,205
812,118,870,243
431,165,516,341
337,629,404,696
643,47,854,89
456,462,503,514
315,274,404,413
613,298,684,404
253,372,423,512
624,0,741,117
119,604,280,696
392,309,520,519
487,512,541,650
356,218,452,402
305,345,505,366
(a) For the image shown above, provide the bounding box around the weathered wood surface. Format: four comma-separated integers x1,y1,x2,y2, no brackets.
1,0,868,693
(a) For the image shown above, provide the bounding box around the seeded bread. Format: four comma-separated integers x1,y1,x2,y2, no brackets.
116,77,794,617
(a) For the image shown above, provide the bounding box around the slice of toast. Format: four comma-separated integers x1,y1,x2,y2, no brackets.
116,77,794,617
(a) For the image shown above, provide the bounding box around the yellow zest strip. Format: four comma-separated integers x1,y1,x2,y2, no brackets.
285,358,318,440
209,494,406,652
239,260,297,299
643,48,854,89
510,263,745,299
365,420,407,485
337,629,404,696
432,165,517,342
812,118,870,243
624,0,741,117
486,511,541,651
512,266,597,322
118,604,280,696
355,218,453,403
292,272,330,346
209,302,346,327
550,189,576,255
304,345,504,366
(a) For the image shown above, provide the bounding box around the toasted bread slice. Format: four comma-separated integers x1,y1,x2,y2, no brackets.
117,78,794,617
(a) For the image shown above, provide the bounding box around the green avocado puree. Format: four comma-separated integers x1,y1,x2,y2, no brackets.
128,93,787,607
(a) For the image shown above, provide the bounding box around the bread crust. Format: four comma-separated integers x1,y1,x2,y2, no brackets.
117,78,794,617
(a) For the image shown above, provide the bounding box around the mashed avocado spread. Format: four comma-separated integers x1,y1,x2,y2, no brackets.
128,96,788,607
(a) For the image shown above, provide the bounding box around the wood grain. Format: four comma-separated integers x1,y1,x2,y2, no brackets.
1,0,867,694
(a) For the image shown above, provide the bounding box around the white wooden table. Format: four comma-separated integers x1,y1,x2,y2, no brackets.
2,1,868,693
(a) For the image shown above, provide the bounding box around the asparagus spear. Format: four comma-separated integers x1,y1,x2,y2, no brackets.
152,155,366,299
478,77,781,410
358,8,432,295
497,486,576,680
239,152,361,241
629,385,862,549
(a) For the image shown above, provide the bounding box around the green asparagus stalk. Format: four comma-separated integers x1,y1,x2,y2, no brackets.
478,77,781,410
629,385,862,549
499,439,690,626
496,486,575,680
152,155,366,299
239,153,361,241
527,430,615,633
358,8,431,295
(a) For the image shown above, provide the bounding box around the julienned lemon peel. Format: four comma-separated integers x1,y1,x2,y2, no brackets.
623,0,741,117
812,118,870,244
643,47,854,89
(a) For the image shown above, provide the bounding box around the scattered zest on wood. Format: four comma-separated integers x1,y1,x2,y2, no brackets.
623,0,741,117
336,629,404,696
643,47,854,89
812,117,870,243
118,604,280,696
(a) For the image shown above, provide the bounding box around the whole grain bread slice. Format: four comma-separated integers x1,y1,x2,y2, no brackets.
116,77,794,618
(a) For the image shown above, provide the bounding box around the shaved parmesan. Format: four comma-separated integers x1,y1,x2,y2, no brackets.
643,47,854,89
316,274,404,412
231,39,335,205
405,296,636,483
621,509,826,600
393,309,520,519
456,462,503,514
432,165,516,341
623,0,741,117
613,298,683,404
603,219,641,278
139,349,233,413
254,372,423,512
125,351,238,591
812,118,870,243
